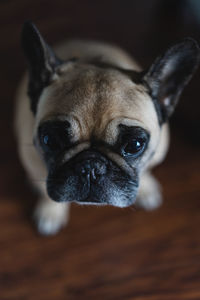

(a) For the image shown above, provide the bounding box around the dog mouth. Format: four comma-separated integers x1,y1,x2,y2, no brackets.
47,149,139,207
75,196,106,205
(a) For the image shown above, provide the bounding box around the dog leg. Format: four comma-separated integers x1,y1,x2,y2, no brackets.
136,171,162,210
33,182,70,235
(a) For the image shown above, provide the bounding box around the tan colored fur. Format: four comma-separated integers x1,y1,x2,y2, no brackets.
15,40,169,234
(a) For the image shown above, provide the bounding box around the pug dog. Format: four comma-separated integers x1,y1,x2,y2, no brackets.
14,21,200,235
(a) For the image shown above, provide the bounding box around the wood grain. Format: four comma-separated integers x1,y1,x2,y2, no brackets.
0,1,200,299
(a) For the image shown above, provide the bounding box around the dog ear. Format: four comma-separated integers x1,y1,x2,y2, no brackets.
143,38,200,123
21,21,62,114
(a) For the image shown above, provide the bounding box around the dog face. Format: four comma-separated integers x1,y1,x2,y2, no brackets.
35,65,157,207
21,22,200,207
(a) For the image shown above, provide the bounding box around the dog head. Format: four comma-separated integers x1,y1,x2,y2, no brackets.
21,22,200,207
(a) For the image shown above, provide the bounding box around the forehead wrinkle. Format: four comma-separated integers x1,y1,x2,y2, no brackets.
37,65,157,142
67,68,123,139
92,84,148,139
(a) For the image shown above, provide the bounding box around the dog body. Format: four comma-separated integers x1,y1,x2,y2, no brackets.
15,23,199,235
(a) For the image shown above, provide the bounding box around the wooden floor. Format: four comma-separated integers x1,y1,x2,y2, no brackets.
1,1,200,299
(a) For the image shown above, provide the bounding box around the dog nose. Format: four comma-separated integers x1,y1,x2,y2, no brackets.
75,159,106,183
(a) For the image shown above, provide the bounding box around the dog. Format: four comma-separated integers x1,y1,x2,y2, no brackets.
14,21,200,235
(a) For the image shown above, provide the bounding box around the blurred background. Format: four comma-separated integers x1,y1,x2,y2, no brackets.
1,1,200,299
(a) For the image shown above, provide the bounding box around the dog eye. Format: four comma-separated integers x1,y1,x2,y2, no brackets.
43,135,49,145
39,121,71,153
122,138,146,157
118,125,149,158
41,133,65,152
42,134,55,149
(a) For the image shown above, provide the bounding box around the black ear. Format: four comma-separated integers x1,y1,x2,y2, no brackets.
21,21,62,114
143,38,200,123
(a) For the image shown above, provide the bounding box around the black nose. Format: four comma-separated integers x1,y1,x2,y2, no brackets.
75,159,107,183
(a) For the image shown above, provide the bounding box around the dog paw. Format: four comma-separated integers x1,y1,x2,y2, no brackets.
33,199,70,235
136,173,163,211
136,189,162,211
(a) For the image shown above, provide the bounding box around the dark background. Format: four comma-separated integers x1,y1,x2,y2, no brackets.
1,1,200,299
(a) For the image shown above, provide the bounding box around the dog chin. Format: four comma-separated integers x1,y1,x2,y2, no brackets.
74,200,133,207
76,199,136,207
74,199,107,206
50,192,137,208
